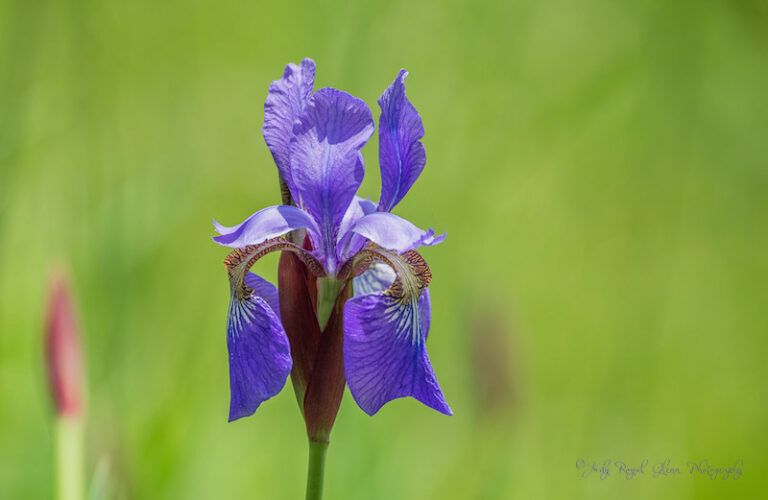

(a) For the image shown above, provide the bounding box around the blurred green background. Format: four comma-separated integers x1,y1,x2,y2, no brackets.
1,0,767,498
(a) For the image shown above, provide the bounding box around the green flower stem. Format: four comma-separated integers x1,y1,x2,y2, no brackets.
304,277,341,499
316,278,341,330
55,416,83,500
305,440,329,500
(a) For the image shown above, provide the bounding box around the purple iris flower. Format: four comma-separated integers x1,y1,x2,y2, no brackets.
213,58,452,433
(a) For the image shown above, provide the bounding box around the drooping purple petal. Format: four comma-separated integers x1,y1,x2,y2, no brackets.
353,262,432,338
343,211,445,254
212,205,319,248
289,88,374,271
244,273,280,317
263,58,316,192
343,291,451,416
222,240,322,422
378,69,426,212
227,285,292,421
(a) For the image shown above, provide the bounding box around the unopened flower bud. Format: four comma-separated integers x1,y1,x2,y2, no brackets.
45,273,83,417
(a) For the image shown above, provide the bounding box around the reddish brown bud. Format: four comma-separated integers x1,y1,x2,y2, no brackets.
45,272,84,417
278,251,322,406
303,284,351,443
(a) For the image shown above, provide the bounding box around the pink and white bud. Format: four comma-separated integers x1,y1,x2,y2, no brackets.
45,272,84,417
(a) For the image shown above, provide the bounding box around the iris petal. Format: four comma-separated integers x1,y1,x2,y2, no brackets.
353,262,395,295
289,88,375,272
337,196,377,262
353,262,432,340
344,211,445,254
223,238,326,421
343,249,450,415
263,58,316,197
226,275,291,421
378,69,427,212
212,205,319,249
244,272,280,317
338,196,376,243
343,291,450,416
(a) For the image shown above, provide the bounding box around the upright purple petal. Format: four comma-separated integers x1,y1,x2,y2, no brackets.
337,196,377,262
227,279,292,421
212,205,319,248
263,58,316,191
378,70,426,212
343,291,451,416
420,287,432,340
338,196,377,241
353,262,395,295
289,88,374,271
343,211,445,254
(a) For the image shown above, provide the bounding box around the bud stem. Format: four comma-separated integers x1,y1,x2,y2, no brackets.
305,440,328,500
55,416,84,500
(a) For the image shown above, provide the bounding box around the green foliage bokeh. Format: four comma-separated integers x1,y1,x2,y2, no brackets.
1,0,766,498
